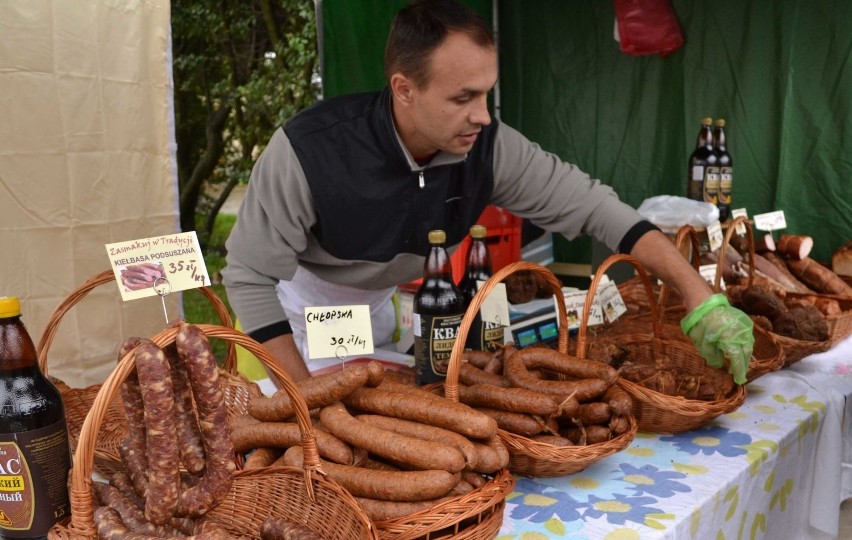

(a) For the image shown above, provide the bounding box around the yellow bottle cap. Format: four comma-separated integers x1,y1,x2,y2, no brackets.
715,118,726,127
702,117,713,125
0,296,21,318
470,224,487,239
428,230,446,244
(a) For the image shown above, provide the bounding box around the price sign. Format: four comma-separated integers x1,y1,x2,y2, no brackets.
563,290,603,329
478,281,510,327
699,263,723,289
753,210,787,232
731,208,749,235
597,281,628,323
106,232,210,301
707,220,724,252
305,305,374,360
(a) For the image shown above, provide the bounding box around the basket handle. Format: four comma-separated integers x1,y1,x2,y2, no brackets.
443,261,568,403
577,254,661,360
65,323,320,538
36,271,238,375
658,225,702,306
716,216,755,292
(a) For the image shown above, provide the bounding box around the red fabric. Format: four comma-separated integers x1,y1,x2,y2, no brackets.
614,0,684,58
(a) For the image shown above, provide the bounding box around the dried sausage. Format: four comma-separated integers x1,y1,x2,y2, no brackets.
174,323,236,518
320,402,465,473
133,339,180,524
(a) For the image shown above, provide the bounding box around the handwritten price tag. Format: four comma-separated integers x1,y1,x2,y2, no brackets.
707,220,724,252
478,281,510,327
731,208,749,235
106,232,210,301
597,282,627,323
305,305,374,360
753,210,787,232
698,264,723,289
563,290,603,329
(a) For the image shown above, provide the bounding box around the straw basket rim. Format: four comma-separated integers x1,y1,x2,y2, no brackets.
49,322,376,540
581,254,746,434
443,260,637,478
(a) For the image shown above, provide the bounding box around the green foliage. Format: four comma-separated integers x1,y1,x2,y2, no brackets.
183,214,237,360
172,0,319,246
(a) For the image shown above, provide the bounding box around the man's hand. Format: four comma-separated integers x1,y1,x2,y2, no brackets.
261,334,312,384
681,294,754,384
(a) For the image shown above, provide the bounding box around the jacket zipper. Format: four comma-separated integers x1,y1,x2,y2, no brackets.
418,170,425,189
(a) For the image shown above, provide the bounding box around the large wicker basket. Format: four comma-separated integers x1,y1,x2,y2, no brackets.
718,217,830,367
585,254,747,434
35,270,254,476
48,323,377,540
369,316,517,539
444,261,637,478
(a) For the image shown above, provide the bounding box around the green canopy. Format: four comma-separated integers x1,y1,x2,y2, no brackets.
319,0,852,263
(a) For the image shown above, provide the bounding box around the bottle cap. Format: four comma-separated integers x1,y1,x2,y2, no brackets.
0,296,21,318
428,230,446,244
702,117,713,125
470,224,487,239
715,119,726,127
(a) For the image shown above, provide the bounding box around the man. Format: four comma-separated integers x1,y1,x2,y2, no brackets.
222,0,753,383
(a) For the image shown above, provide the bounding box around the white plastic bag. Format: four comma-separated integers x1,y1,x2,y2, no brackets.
636,195,719,232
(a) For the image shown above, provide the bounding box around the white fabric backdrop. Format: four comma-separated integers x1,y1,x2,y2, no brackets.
0,0,180,387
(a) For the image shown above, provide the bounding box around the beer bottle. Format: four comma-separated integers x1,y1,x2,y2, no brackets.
414,231,465,385
0,296,71,539
714,119,733,222
458,225,502,351
687,117,717,203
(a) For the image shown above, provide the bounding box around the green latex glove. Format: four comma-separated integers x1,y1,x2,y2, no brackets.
681,294,754,385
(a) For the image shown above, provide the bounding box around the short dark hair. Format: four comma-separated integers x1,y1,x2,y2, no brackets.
384,0,494,88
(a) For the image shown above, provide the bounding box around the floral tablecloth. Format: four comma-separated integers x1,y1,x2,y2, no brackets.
497,336,852,540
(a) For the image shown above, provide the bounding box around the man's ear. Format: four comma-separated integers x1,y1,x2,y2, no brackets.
390,73,414,104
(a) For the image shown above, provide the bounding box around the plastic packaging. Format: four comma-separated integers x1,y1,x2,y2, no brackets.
637,195,720,233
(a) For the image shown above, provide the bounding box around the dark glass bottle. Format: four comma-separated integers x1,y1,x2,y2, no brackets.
687,117,718,204
714,119,733,222
414,231,465,385
0,296,71,539
458,225,502,351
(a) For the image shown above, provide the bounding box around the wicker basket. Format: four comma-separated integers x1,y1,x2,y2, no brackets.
584,254,747,434
48,323,377,540
369,301,517,540
35,269,252,476
370,472,514,540
718,217,829,368
784,290,852,347
443,261,637,478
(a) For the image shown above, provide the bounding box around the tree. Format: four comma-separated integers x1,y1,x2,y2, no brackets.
171,0,319,249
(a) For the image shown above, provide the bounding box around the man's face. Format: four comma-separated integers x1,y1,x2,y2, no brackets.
398,32,498,157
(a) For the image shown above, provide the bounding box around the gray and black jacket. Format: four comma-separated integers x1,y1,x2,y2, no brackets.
222,88,654,342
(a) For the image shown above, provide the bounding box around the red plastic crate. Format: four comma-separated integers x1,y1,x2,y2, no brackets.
406,206,522,287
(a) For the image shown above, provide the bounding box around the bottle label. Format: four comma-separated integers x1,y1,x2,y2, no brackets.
414,313,463,385
704,167,721,204
0,419,71,537
719,167,733,204
465,317,505,352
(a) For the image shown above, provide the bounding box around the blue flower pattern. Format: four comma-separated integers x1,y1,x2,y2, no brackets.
505,426,754,535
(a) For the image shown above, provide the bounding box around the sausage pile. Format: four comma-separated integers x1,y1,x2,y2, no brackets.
94,322,237,539
458,345,633,446
233,361,509,522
